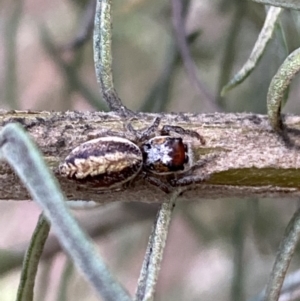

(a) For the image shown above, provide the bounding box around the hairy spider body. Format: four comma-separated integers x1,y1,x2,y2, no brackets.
59,117,209,192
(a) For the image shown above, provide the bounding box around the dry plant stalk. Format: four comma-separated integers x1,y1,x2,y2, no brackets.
1,110,300,202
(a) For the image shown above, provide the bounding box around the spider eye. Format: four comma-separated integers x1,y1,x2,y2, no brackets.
145,143,151,149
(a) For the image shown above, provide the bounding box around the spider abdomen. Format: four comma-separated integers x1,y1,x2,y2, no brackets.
59,137,143,189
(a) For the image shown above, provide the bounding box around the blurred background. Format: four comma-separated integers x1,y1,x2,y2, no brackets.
1,0,300,300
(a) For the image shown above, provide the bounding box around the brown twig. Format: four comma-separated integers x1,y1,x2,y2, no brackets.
171,0,220,111
1,110,300,202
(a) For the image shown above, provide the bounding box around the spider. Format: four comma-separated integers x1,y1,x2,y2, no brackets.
59,117,209,193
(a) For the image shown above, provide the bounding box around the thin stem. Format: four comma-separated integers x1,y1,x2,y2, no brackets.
139,32,201,112
221,7,282,95
135,191,181,301
217,0,246,108
93,0,133,115
250,0,300,10
267,47,300,132
264,207,300,301
171,0,220,111
16,214,50,301
62,0,95,51
249,269,300,301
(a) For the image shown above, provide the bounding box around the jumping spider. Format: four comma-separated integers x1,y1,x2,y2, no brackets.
59,117,209,193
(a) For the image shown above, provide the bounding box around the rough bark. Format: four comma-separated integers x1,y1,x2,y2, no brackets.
1,109,300,202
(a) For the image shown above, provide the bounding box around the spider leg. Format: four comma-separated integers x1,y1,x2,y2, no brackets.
170,154,218,187
127,117,161,143
87,129,126,139
189,154,218,172
161,125,205,145
170,174,210,187
142,171,172,193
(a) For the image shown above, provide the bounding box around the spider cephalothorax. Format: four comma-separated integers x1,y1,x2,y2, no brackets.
141,136,189,174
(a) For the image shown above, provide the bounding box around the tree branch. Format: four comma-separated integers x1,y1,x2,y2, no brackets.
1,110,300,202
